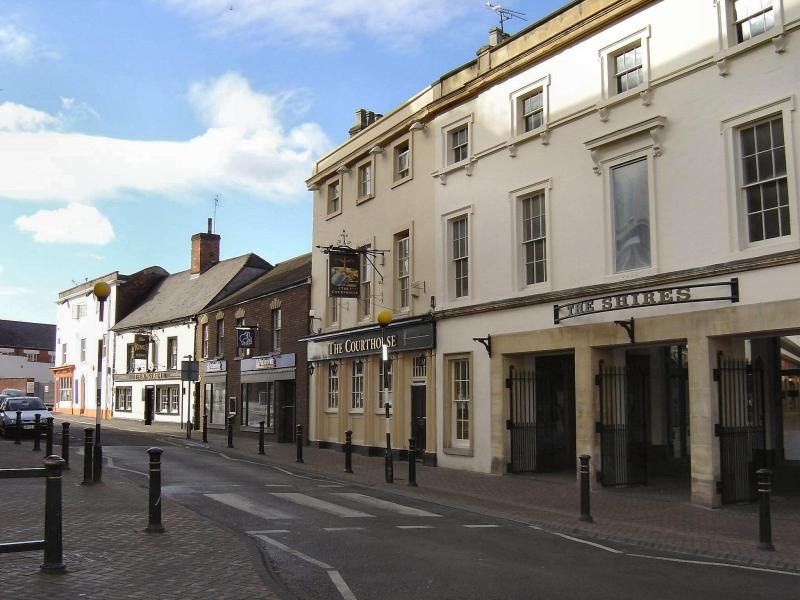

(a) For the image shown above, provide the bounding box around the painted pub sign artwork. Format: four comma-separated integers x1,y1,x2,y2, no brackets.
329,251,360,298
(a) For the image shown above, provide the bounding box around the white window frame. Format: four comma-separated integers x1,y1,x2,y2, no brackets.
216,318,224,357
80,338,86,363
392,134,413,186
326,176,342,218
510,75,550,142
350,360,364,412
722,96,797,252
396,232,410,312
326,361,340,412
598,27,651,106
24,349,38,362
443,209,472,301
715,0,784,57
272,308,282,352
356,156,375,203
607,154,655,274
447,355,472,451
441,115,473,171
511,179,552,291
72,303,87,320
202,323,209,358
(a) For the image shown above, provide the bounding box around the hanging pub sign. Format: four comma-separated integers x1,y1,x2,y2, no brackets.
329,250,360,298
553,278,739,324
133,334,149,360
236,326,258,349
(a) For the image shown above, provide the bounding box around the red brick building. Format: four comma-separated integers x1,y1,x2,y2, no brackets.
197,253,311,442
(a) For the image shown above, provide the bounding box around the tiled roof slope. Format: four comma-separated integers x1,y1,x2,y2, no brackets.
204,253,311,313
113,254,271,330
0,320,56,350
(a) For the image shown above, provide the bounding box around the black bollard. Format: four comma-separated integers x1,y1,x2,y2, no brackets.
408,438,417,487
227,415,234,449
757,468,774,551
14,410,22,445
82,428,93,485
61,422,70,470
296,424,304,463
145,447,165,533
344,429,353,473
40,455,66,572
46,417,54,456
579,454,593,523
33,413,41,451
202,412,208,443
258,421,265,455
384,404,393,484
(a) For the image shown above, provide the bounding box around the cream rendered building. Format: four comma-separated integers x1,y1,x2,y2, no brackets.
306,107,438,463
428,0,800,508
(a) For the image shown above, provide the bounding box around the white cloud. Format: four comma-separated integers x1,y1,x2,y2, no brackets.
15,203,115,245
163,0,470,48
0,23,34,63
0,72,330,203
0,285,30,297
0,101,60,131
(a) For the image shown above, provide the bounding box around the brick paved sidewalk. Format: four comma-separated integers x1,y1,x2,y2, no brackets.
58,415,800,573
0,436,280,600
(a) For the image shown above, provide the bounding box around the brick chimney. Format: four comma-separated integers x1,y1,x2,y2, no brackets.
348,108,383,137
191,218,220,275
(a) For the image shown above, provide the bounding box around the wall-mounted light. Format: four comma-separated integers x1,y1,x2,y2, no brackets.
308,362,315,376
307,183,320,191
369,145,384,155
409,121,426,132
336,165,350,174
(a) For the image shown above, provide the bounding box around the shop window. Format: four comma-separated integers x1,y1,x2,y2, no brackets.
115,387,132,412
242,381,275,430
156,386,179,415
206,382,227,425
327,362,340,411
351,360,364,411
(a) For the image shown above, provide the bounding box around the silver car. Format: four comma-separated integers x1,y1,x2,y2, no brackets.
0,396,52,437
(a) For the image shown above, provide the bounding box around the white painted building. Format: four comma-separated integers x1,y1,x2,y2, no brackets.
427,0,800,507
52,269,167,418
110,227,272,425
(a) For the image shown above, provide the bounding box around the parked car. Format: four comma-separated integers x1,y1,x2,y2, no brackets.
0,396,52,437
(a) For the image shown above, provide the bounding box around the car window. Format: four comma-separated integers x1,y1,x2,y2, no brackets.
8,398,46,411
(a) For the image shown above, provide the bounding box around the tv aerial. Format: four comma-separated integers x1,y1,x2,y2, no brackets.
485,2,527,32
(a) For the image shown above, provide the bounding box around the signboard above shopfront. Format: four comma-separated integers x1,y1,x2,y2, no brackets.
306,319,435,361
553,278,739,324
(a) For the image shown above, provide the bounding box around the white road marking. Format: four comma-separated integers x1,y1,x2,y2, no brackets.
252,534,359,600
271,466,330,482
264,484,292,488
323,527,365,532
246,529,290,534
553,533,623,554
328,569,358,600
626,553,800,576
317,484,345,488
253,534,333,569
104,456,147,477
463,524,500,529
205,493,295,520
332,493,440,517
272,493,374,518
397,525,434,530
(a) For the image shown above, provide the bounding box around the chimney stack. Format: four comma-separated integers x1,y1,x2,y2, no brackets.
191,221,220,275
348,108,383,137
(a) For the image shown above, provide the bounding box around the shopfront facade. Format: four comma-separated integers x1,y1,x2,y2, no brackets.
307,316,436,464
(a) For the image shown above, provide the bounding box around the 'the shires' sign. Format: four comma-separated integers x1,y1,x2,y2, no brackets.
553,279,739,324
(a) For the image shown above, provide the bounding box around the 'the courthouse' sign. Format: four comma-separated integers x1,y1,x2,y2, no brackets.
306,319,434,361
553,279,739,324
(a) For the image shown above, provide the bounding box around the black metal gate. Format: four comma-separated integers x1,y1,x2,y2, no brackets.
506,358,574,473
596,362,649,486
714,354,765,503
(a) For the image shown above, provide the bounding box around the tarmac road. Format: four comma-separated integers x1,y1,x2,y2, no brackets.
99,428,800,600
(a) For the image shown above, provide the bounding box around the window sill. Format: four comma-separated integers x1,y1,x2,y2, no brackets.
510,126,550,147
391,175,413,189
444,446,473,457
519,279,552,294
348,410,364,416
356,194,374,205
715,31,786,71
325,209,342,221
324,409,339,415
596,84,651,119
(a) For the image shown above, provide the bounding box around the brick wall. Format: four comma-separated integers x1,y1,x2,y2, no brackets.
198,281,310,441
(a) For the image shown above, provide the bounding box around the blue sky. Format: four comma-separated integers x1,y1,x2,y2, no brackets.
0,0,566,324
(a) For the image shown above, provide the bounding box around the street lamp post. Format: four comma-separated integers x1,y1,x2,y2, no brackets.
377,309,393,484
92,281,111,483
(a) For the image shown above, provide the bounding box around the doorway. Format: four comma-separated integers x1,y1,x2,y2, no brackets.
143,386,155,425
507,353,576,474
411,384,426,455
